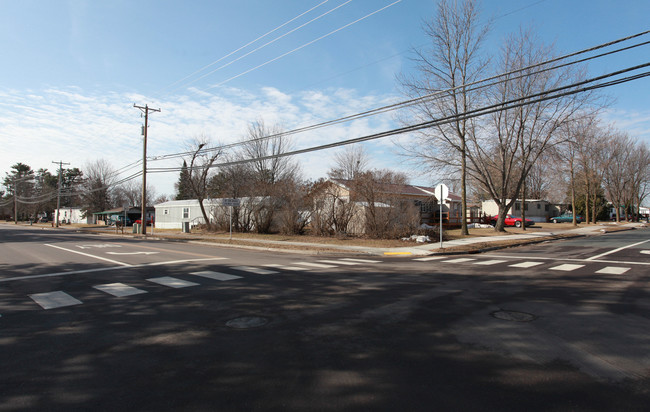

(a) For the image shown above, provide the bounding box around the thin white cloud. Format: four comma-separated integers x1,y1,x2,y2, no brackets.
0,85,408,197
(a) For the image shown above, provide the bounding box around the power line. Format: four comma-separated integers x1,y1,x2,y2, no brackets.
148,63,650,174
157,0,332,96
202,0,403,91
168,1,352,94
148,30,650,164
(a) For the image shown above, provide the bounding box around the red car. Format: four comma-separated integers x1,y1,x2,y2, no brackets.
135,217,155,225
488,214,534,228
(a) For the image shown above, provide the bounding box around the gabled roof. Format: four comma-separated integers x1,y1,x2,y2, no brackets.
329,178,460,202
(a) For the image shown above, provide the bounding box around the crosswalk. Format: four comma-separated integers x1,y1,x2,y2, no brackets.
24,258,384,310
19,255,634,311
412,255,631,275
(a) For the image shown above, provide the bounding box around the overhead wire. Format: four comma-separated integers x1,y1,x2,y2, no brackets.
148,62,650,173
158,0,334,96
147,30,650,164
171,0,353,94
202,0,403,91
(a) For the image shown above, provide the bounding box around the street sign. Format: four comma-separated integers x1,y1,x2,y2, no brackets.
222,198,241,207
435,183,449,202
435,183,449,249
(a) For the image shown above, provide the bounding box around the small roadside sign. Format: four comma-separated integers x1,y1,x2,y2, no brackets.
222,198,241,207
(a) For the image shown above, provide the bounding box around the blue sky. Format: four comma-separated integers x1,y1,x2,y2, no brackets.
1,0,649,198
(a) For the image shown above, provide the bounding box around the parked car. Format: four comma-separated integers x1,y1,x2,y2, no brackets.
111,217,132,226
135,217,154,225
550,213,583,223
487,214,534,228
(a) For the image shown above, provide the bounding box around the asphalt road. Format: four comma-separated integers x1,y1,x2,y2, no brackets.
0,224,648,411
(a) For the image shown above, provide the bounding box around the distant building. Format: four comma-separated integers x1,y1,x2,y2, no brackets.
481,199,554,223
52,207,92,224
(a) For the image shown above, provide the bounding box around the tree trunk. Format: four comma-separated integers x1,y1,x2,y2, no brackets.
521,185,527,231
570,161,577,226
584,180,590,224
494,203,509,232
198,197,212,230
460,145,469,236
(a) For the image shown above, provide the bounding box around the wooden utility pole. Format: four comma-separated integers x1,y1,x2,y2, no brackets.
52,160,70,227
13,177,17,224
134,104,160,235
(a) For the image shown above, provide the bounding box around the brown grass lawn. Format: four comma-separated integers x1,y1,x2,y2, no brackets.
8,220,630,252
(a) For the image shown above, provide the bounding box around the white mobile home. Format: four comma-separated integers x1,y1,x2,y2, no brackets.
52,207,92,224
154,199,217,229
481,199,552,223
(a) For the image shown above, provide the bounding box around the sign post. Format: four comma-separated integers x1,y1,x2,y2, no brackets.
222,198,241,240
435,183,449,249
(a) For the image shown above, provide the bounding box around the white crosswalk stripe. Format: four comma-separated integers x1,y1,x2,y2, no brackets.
442,258,476,264
93,283,147,297
340,258,382,264
294,262,337,269
147,276,199,288
550,264,585,272
414,256,446,262
474,259,507,266
317,260,360,266
231,266,279,275
509,261,544,268
596,266,631,275
29,291,83,310
190,271,242,281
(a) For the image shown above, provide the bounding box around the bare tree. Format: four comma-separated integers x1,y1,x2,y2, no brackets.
185,136,222,230
602,132,635,222
630,141,650,221
239,119,299,188
553,117,602,225
309,178,358,236
328,145,370,180
398,0,489,236
466,29,593,231
81,159,117,217
113,180,156,207
237,119,301,233
351,169,420,238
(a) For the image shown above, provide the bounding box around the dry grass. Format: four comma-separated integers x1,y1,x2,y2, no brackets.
7,220,638,254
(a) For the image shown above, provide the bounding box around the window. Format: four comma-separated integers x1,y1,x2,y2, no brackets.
545,204,549,211
183,207,189,219
537,203,541,209
515,203,520,211
163,209,169,215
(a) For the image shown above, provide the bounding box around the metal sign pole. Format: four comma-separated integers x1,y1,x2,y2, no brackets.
439,187,443,249
435,183,448,250
229,205,233,240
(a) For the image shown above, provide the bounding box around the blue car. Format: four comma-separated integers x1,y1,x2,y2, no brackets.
551,213,583,223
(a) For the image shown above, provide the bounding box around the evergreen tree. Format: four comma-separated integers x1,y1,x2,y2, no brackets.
175,160,192,200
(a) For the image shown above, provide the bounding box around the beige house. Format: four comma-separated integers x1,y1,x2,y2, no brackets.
312,179,463,235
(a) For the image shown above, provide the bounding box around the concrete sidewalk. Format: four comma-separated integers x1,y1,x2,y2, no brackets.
382,223,639,256
159,222,646,256
10,221,644,256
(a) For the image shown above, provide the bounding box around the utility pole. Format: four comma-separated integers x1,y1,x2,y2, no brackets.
52,161,70,228
134,104,160,235
13,177,17,224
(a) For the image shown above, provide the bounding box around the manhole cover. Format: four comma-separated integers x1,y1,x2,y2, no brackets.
226,316,268,329
491,310,536,322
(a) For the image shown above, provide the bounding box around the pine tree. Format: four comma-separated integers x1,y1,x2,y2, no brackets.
175,160,192,200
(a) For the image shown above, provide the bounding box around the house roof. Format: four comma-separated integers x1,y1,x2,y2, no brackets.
329,178,461,202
